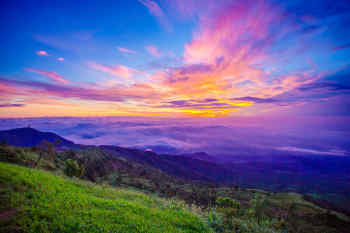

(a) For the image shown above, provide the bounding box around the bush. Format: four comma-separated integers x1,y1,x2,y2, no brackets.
64,159,84,178
206,209,224,232
229,218,282,233
216,197,240,209
167,198,186,211
0,140,6,146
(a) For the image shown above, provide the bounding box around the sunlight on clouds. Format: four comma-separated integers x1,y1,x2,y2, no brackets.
1,0,347,118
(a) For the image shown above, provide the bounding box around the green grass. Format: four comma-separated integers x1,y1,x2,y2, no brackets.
0,162,211,233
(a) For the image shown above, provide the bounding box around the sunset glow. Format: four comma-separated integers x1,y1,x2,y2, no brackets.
1,0,349,118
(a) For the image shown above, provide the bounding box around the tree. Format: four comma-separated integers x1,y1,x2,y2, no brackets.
216,197,240,209
64,159,84,178
0,140,6,147
33,147,43,168
115,173,122,186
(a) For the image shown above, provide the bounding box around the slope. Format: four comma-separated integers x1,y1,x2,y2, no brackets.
0,162,210,233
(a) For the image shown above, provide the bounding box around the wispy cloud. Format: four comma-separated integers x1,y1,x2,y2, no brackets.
25,68,69,85
145,45,162,57
57,57,64,61
277,146,348,156
36,50,48,56
231,97,278,104
88,63,137,79
0,77,162,105
0,103,24,108
333,43,350,51
138,0,172,31
117,46,137,54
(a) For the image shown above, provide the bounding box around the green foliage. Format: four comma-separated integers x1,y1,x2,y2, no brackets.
206,209,224,232
167,198,187,211
38,140,56,161
64,159,84,178
228,218,283,233
0,145,43,167
216,196,240,208
0,162,210,233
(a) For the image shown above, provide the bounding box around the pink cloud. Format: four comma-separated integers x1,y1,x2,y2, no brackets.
0,76,162,104
36,50,48,56
89,63,137,79
57,57,64,61
146,45,162,57
184,1,279,65
139,0,172,31
25,68,69,85
117,47,137,54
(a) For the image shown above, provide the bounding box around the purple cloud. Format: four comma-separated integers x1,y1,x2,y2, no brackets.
333,43,350,51
231,97,278,104
0,104,25,108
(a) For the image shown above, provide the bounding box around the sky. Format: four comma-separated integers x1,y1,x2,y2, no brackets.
0,0,349,118
0,0,350,156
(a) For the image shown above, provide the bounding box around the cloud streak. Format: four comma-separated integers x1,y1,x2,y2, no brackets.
117,47,137,54
26,68,69,85
0,104,25,108
333,43,350,51
89,63,138,79
139,0,172,31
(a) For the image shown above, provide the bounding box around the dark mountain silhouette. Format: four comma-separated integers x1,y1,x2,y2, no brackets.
0,127,76,147
177,152,217,162
101,145,233,183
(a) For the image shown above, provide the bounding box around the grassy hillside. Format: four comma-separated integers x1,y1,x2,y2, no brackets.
0,162,210,233
1,144,350,233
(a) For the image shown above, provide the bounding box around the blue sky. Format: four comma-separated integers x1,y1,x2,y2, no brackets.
0,0,350,118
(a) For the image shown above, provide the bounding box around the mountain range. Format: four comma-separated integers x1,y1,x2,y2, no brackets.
0,127,349,213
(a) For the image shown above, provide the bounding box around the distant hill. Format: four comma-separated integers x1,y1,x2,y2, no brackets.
101,145,234,184
0,127,76,147
178,152,217,162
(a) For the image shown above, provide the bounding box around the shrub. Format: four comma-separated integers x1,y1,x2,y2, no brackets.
229,218,282,233
64,159,84,178
206,209,224,232
216,197,240,209
167,198,186,211
0,139,6,146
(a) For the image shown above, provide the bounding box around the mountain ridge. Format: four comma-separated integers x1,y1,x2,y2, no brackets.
0,127,76,148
